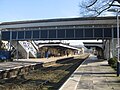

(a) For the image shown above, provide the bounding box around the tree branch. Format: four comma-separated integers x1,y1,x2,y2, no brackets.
111,4,120,7
80,0,120,17
86,0,98,8
96,0,115,16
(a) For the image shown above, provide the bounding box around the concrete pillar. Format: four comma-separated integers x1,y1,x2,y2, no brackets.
104,38,118,59
104,40,111,59
109,38,118,58
16,41,19,60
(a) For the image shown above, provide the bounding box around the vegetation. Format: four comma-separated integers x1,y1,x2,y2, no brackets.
108,57,117,70
79,0,120,16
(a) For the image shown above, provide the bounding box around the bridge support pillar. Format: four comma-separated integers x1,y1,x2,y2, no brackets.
117,61,120,76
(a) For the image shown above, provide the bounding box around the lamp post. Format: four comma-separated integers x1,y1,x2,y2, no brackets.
108,8,120,76
0,28,1,40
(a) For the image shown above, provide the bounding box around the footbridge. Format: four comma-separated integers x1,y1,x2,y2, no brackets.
0,16,119,59
0,16,118,40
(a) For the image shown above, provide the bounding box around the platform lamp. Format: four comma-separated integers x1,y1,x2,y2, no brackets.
108,8,120,76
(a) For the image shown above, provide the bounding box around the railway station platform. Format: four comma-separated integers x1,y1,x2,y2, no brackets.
0,54,89,80
14,54,88,63
59,54,120,90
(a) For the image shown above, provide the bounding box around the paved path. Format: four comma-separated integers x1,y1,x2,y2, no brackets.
59,54,120,90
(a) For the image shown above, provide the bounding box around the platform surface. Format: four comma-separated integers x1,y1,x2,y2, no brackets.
59,54,120,90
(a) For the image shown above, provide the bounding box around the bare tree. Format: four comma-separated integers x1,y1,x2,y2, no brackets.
79,0,120,16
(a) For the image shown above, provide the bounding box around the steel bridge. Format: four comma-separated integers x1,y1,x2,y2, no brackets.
0,16,119,41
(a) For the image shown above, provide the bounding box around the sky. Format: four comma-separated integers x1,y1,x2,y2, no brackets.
0,0,81,22
0,0,116,22
0,0,105,45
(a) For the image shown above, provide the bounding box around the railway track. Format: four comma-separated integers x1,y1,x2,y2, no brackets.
23,56,88,87
0,54,89,90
